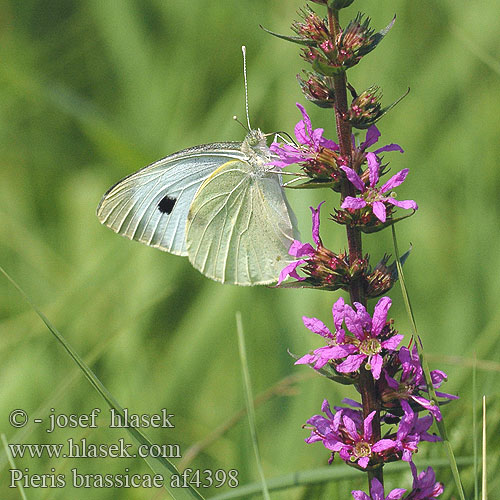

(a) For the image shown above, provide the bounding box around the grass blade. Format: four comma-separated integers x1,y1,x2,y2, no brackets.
473,355,479,500
1,433,28,500
391,226,466,500
482,396,487,500
235,312,270,500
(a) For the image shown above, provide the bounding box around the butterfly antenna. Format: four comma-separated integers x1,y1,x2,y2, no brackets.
233,115,249,132
241,45,252,131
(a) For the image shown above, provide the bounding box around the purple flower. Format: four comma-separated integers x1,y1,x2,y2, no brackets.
270,103,341,181
336,410,394,468
405,463,444,499
384,400,441,462
383,346,458,421
352,478,406,500
278,201,324,285
270,103,338,167
304,401,393,468
339,297,403,379
296,296,403,379
341,152,418,223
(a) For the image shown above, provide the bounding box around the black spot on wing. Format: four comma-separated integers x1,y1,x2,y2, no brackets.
158,195,177,214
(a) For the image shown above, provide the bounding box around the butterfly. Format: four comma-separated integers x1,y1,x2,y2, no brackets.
96,127,299,285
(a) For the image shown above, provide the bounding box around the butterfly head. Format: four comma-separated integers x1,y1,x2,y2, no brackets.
241,128,271,166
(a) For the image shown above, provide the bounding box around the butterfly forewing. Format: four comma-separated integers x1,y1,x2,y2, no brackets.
96,143,245,255
185,159,296,285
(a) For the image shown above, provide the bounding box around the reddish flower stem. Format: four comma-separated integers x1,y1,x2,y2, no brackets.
328,6,383,485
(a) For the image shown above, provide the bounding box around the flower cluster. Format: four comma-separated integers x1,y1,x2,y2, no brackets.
278,201,402,297
271,105,417,231
298,295,455,468
296,296,403,380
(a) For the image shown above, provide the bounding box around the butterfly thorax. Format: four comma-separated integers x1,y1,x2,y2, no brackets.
241,129,272,171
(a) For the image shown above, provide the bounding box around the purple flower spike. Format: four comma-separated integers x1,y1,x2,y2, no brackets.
352,478,406,500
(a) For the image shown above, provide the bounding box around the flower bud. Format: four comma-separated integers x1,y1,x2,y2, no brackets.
292,8,330,45
297,71,336,108
337,14,395,69
349,86,383,129
349,86,410,129
365,254,396,297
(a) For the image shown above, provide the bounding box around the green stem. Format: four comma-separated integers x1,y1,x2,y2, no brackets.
328,5,383,485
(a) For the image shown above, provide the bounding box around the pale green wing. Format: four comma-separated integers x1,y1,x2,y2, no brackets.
185,160,297,286
96,143,244,255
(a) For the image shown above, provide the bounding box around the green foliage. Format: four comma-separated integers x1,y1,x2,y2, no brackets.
1,0,500,498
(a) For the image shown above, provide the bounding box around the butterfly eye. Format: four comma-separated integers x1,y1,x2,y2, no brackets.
158,195,177,214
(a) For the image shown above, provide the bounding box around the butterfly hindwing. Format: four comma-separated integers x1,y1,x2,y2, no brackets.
96,143,245,255
185,159,296,285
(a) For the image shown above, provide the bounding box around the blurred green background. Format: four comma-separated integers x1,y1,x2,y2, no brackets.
1,0,500,498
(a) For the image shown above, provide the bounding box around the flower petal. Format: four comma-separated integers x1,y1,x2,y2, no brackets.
369,478,385,500
363,411,375,440
386,488,407,500
360,125,380,150
370,354,383,380
310,202,325,246
302,316,333,339
381,334,404,351
295,103,313,144
342,196,367,210
372,438,395,453
411,395,442,421
332,296,345,332
372,200,387,222
344,302,370,339
341,166,365,191
289,239,315,257
371,296,392,336
367,152,380,187
337,354,366,374
351,490,370,500
277,260,306,284
295,353,318,365
380,168,409,193
373,143,404,154
385,197,418,211
342,415,359,440
319,137,340,151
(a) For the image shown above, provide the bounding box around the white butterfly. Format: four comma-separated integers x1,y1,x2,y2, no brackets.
96,128,299,285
